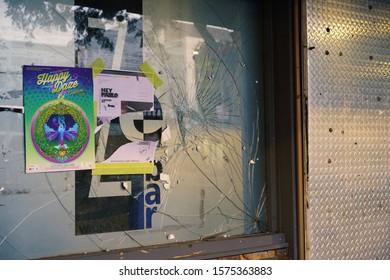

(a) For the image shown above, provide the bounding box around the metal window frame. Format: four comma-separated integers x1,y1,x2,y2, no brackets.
263,0,301,260
44,233,287,260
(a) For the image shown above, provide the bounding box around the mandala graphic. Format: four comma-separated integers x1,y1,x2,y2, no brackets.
31,99,90,163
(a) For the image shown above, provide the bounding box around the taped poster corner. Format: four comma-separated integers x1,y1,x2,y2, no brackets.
138,61,164,89
92,162,155,175
89,58,105,78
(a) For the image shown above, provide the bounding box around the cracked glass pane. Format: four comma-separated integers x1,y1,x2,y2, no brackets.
0,0,266,259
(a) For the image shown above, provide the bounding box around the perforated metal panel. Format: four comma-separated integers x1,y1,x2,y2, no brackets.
306,0,390,259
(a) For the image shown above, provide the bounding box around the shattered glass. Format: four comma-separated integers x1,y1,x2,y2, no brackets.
0,0,266,259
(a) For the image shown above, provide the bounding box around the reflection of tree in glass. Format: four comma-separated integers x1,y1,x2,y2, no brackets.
74,7,143,51
3,1,143,52
4,0,70,39
73,6,114,52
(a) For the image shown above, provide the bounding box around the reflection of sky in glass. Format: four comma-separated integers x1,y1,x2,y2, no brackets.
0,0,266,259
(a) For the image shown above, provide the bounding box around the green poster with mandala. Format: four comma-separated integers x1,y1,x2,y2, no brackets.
23,65,95,173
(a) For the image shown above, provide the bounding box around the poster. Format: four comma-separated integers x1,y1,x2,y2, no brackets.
93,69,157,175
75,70,162,234
23,65,95,173
94,69,154,126
73,10,163,234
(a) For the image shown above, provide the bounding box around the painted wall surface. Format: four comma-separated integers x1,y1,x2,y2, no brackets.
0,0,266,259
306,0,390,259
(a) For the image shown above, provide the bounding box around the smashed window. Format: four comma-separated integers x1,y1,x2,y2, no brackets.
0,0,266,259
